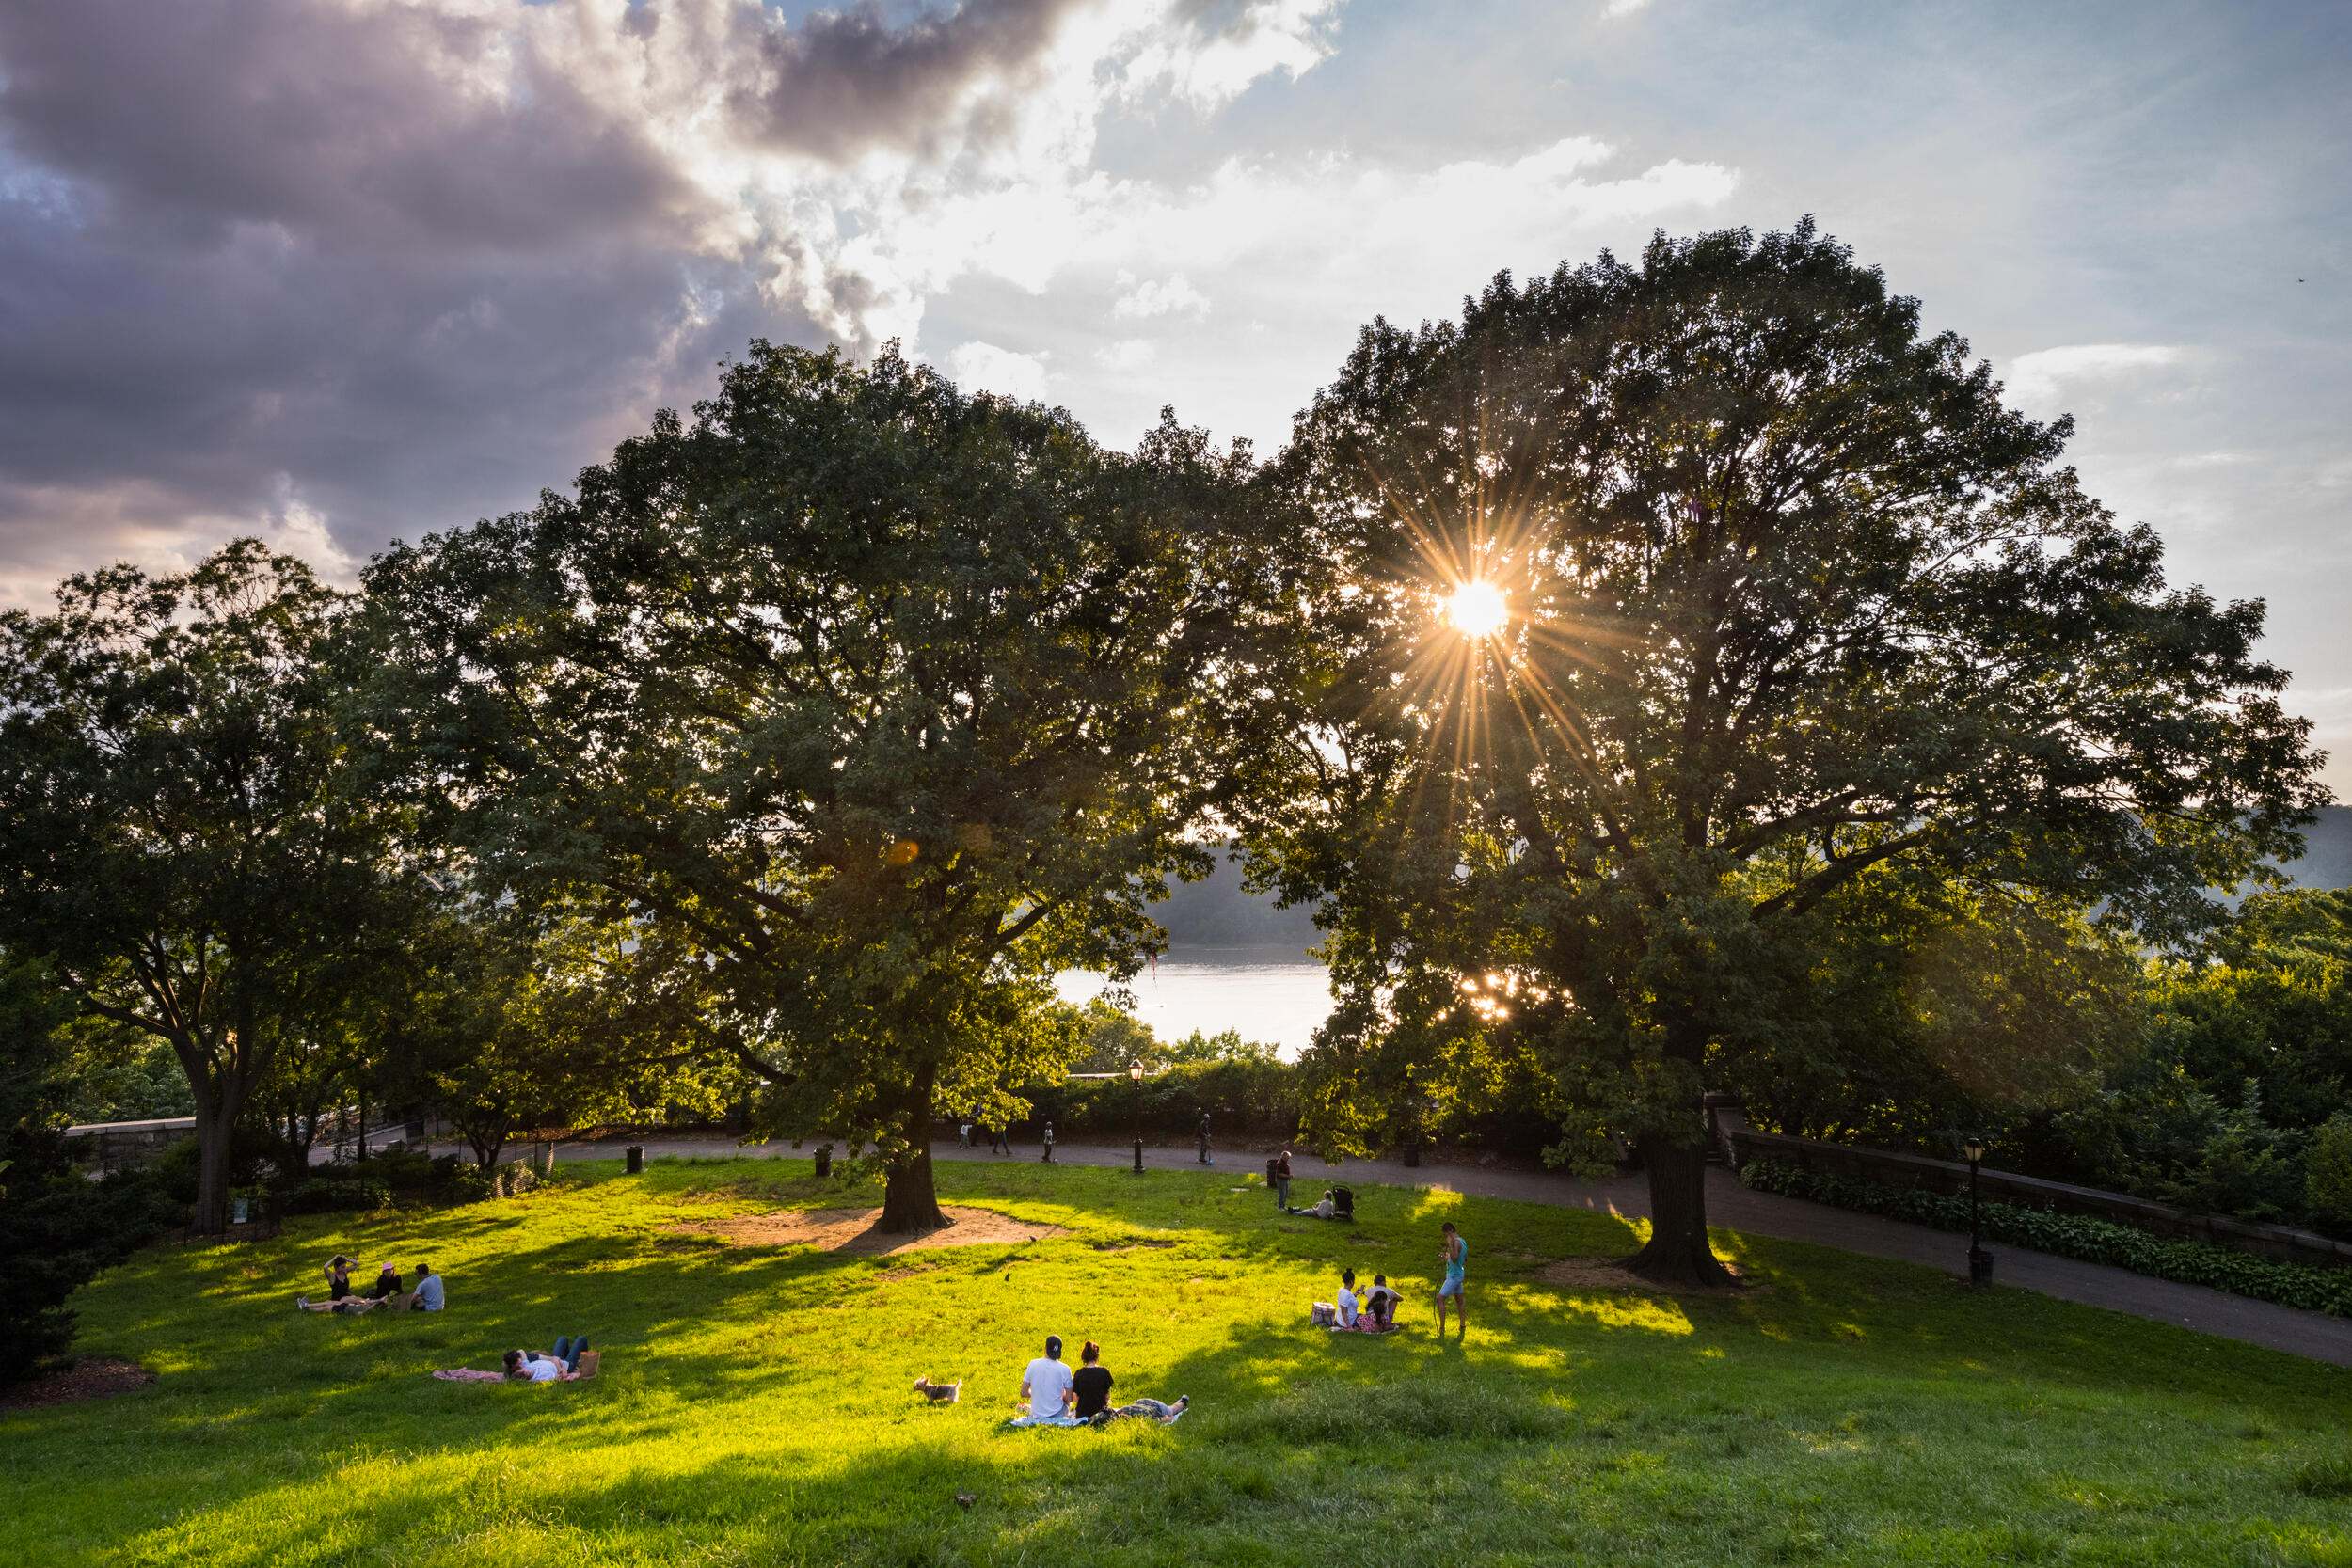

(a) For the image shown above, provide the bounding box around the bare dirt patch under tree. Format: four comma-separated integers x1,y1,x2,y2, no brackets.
1,1357,154,1410
669,1204,1065,1256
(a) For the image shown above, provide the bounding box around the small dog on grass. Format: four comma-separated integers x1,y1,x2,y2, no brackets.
912,1376,962,1405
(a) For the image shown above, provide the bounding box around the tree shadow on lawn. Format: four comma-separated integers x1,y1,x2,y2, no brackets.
32,1165,2352,1565
103,1295,2352,1568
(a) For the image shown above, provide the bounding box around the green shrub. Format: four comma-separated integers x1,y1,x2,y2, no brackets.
439,1161,494,1203
1740,1159,2352,1318
283,1176,392,1215
2305,1115,2352,1233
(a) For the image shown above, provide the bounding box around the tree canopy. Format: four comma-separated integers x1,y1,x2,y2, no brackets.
1235,220,2327,1281
365,342,1271,1228
0,542,405,1232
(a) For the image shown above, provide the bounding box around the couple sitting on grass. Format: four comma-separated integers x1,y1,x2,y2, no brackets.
297,1255,445,1314
1313,1268,1402,1332
1010,1335,1188,1428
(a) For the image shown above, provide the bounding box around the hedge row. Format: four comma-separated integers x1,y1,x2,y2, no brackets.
1739,1157,2352,1319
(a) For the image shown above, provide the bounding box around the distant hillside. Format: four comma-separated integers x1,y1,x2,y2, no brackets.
1152,849,1321,955
1150,806,2352,953
2279,804,2352,890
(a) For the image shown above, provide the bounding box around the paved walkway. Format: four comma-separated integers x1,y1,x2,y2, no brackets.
540,1132,2352,1368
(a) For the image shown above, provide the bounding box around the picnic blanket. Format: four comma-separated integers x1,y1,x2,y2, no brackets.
1004,1412,1087,1429
431,1369,506,1383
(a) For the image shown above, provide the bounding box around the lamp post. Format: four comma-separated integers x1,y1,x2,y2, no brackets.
1130,1061,1145,1173
1964,1136,1994,1285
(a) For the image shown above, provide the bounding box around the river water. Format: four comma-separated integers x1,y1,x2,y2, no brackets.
1054,945,1330,1059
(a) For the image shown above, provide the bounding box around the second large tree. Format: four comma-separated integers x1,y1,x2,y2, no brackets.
367,343,1259,1229
1237,223,2323,1283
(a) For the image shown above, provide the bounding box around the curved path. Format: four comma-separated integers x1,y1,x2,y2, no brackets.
545,1131,2352,1368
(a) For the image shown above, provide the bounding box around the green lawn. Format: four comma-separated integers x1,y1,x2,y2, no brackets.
6,1158,2349,1567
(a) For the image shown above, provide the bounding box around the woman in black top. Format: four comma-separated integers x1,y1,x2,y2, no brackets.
1071,1340,1114,1419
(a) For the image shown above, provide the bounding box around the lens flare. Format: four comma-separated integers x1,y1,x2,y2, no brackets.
1444,579,1508,638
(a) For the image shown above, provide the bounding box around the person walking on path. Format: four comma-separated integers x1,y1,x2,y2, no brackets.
1197,1113,1213,1165
1041,1121,1056,1163
1271,1148,1293,1210
1436,1220,1469,1336
990,1124,1009,1156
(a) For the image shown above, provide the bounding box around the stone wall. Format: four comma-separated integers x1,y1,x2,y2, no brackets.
1708,1101,2352,1272
63,1116,197,1171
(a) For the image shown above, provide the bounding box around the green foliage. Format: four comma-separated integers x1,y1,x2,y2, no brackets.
1740,1158,2352,1317
55,1027,195,1125
0,541,411,1232
1235,220,2323,1277
283,1176,392,1215
0,955,181,1382
2306,1115,2352,1233
1039,1054,1300,1138
365,343,1276,1223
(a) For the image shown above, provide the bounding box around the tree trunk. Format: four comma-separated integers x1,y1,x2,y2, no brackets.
1622,1131,1733,1287
876,1071,946,1234
192,1101,237,1236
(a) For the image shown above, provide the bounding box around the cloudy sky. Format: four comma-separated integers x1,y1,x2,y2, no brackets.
1,0,2346,791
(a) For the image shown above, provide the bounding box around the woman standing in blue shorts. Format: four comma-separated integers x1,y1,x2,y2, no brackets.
1436,1220,1469,1336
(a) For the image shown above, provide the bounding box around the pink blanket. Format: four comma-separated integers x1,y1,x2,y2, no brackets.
431,1368,506,1383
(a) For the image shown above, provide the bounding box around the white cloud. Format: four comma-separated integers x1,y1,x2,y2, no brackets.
2005,343,2188,417
1113,272,1212,320
1094,338,1159,372
1117,0,1344,110
946,341,1053,403
1063,138,1738,311
1602,0,1654,16
262,477,360,589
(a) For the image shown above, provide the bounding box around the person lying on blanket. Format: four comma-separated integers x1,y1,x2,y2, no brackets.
1097,1395,1190,1424
503,1335,591,1382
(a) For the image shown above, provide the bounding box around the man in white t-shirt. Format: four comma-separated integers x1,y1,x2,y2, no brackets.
1020,1334,1075,1418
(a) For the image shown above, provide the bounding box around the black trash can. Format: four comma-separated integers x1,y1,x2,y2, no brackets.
625,1144,644,1176
814,1145,834,1180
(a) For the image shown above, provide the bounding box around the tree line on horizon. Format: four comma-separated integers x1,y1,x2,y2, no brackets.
0,220,2333,1376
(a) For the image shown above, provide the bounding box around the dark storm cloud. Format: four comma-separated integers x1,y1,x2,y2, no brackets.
722,0,1095,160
0,0,697,252
0,0,1077,590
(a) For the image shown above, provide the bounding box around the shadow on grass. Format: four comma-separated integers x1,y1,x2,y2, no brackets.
19,1156,2349,1567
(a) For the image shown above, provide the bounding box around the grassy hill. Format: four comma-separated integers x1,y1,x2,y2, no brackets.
6,1159,2347,1566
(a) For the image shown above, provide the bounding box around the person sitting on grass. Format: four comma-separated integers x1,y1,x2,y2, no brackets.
1019,1334,1075,1419
1070,1340,1114,1420
299,1258,402,1313
408,1261,444,1312
503,1336,591,1382
1335,1269,1360,1328
1288,1189,1338,1219
294,1255,357,1311
1362,1274,1401,1329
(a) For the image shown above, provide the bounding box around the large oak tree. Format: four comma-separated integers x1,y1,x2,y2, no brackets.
365,343,1264,1229
1235,223,2326,1283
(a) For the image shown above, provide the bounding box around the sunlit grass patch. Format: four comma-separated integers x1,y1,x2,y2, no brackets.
3,1155,2345,1566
